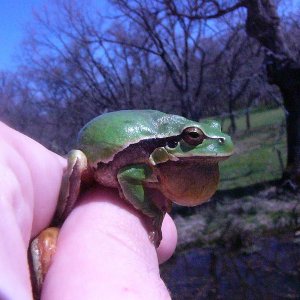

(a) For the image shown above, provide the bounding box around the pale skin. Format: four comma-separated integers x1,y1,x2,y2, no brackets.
0,122,177,299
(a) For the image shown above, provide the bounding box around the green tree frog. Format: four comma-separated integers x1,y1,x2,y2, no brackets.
30,110,233,293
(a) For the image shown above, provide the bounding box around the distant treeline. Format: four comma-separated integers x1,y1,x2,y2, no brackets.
0,1,299,154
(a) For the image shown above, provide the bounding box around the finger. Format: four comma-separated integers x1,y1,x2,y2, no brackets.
157,213,177,264
0,122,65,299
0,122,66,239
42,187,175,299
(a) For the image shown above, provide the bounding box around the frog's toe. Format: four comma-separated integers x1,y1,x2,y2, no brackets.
149,228,162,248
149,214,164,247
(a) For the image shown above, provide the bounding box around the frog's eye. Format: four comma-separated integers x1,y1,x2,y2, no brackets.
166,139,178,148
182,127,205,146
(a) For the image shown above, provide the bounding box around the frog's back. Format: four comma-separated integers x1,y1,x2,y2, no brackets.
78,110,192,164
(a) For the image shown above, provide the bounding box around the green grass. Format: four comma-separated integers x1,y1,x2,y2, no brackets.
221,108,285,131
216,108,287,190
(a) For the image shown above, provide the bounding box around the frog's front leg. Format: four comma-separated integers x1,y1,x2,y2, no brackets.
117,164,166,247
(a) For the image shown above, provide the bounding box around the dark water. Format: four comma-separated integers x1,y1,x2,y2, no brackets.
160,234,300,299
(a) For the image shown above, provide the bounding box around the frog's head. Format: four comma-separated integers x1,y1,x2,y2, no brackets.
150,119,233,164
150,119,234,206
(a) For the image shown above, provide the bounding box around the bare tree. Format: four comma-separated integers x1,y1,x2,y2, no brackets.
0,71,53,145
211,31,263,133
243,0,300,184
21,1,181,119
110,0,243,119
162,0,300,184
15,1,176,150
0,71,15,122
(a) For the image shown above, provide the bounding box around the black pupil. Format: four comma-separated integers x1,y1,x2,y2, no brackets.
167,140,178,148
188,132,200,139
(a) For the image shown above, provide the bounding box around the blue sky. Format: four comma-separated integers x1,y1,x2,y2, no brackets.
0,0,112,71
0,0,299,71
0,0,46,70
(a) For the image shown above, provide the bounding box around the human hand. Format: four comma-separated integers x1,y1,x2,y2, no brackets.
0,122,177,299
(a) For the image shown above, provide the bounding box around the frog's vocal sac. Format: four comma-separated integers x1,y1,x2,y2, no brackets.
30,110,234,296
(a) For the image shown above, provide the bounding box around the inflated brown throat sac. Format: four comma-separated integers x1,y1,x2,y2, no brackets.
157,159,220,206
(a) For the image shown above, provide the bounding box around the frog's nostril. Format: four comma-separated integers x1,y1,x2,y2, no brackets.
218,138,225,144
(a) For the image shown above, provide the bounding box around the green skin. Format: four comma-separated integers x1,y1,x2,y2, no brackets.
55,110,234,246
31,110,233,293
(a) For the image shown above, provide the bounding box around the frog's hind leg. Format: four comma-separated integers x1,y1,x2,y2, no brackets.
117,164,165,247
53,149,89,224
30,227,59,299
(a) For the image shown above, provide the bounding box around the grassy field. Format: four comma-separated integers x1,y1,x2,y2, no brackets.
217,108,286,190
173,107,298,250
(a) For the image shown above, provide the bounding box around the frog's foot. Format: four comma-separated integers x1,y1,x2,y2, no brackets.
117,164,165,247
54,149,88,224
30,227,59,299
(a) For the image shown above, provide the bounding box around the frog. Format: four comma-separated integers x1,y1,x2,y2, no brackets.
30,109,234,294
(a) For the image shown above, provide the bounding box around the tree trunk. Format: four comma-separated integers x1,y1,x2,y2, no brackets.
244,0,300,184
228,112,236,134
228,95,236,134
267,60,300,182
181,92,202,121
245,108,251,131
245,94,258,131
